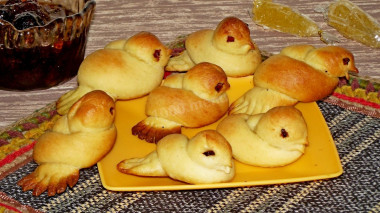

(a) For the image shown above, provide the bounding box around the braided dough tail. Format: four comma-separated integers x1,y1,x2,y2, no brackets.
229,87,297,115
165,50,195,72
56,86,92,115
17,163,79,197
132,117,182,143
117,151,167,176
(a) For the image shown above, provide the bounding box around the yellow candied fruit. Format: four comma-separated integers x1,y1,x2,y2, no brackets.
328,0,380,48
252,0,320,37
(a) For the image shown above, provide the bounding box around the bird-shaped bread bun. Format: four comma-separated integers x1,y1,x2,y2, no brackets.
56,31,172,115
229,45,358,115
217,106,308,167
132,62,230,143
118,130,235,184
18,90,117,196
165,16,262,77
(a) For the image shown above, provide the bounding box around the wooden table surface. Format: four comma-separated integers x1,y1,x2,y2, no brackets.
0,0,379,129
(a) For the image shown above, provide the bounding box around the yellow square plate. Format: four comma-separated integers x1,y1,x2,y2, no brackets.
97,76,343,191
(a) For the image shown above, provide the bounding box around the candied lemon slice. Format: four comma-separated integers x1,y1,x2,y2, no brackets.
252,0,320,37
327,0,380,48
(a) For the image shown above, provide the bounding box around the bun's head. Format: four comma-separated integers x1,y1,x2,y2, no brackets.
303,46,358,79
280,45,358,79
255,106,308,148
183,62,230,100
67,90,115,132
121,31,172,67
212,16,255,54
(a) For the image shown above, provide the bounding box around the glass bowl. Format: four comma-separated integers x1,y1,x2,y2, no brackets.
0,0,96,90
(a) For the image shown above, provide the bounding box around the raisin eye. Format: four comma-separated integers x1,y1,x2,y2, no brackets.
203,150,215,156
215,82,224,92
153,49,161,61
227,36,235,42
109,107,114,115
343,57,350,65
280,128,288,138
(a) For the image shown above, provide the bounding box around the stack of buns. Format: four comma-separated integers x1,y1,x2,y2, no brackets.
19,16,360,194
123,41,357,183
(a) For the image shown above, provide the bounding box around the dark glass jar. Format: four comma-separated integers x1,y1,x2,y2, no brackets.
0,0,95,90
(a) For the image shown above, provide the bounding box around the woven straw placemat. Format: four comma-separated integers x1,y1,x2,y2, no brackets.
0,100,378,213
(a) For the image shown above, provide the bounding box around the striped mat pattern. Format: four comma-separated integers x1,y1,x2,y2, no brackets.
0,101,379,212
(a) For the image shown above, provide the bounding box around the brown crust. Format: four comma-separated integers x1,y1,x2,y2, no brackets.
253,54,339,102
146,87,229,127
253,45,358,103
146,62,229,127
132,62,229,143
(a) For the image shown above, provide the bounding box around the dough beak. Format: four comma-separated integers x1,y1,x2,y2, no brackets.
217,165,233,174
248,41,256,50
346,67,359,79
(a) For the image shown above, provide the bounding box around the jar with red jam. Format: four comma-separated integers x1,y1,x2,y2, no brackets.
0,0,95,90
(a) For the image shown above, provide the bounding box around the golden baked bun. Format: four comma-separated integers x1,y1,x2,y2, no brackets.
118,130,235,184
229,45,358,115
132,62,230,143
217,106,308,167
56,31,171,115
165,16,262,77
18,90,117,196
